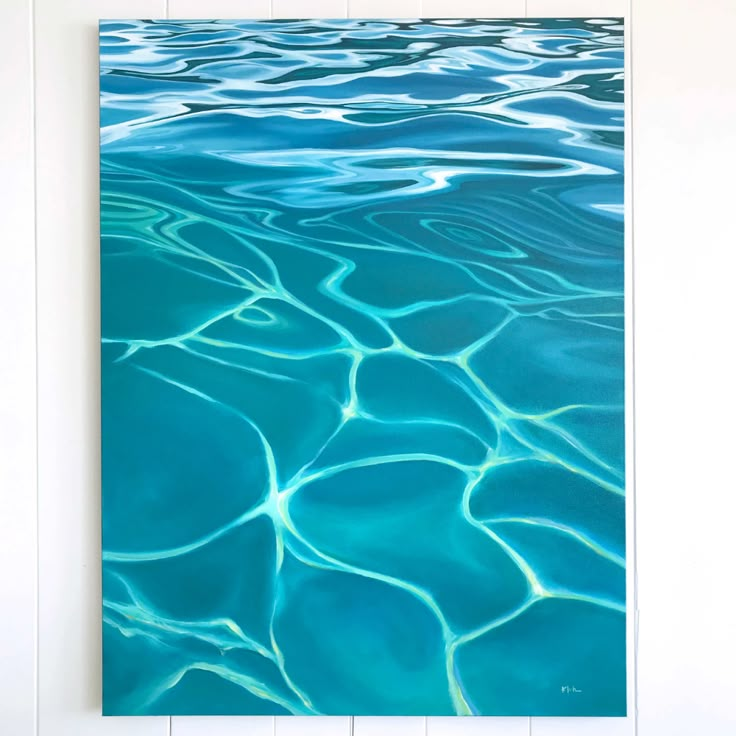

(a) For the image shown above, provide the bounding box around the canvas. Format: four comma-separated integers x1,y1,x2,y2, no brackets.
100,17,626,717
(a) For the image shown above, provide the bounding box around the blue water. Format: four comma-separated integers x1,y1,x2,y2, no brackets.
100,18,626,717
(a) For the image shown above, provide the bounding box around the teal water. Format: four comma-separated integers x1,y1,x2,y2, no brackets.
100,18,626,717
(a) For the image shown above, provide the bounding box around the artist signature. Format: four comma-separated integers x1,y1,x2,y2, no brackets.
560,685,583,694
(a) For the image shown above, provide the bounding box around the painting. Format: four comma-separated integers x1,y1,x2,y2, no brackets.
100,18,626,717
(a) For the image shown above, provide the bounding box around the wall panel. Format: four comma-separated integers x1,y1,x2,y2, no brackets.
274,0,347,17
1,0,37,732
633,0,736,733
348,0,419,18
526,0,626,16
422,0,523,15
428,718,529,736
170,0,270,17
172,717,272,736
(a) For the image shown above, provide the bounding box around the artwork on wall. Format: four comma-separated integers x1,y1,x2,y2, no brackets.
100,17,626,717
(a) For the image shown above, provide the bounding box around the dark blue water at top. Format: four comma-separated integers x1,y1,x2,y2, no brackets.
100,17,626,717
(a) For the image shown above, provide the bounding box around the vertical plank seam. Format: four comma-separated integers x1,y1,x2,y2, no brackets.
31,0,40,728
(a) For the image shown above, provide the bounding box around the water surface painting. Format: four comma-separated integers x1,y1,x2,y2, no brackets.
100,18,626,717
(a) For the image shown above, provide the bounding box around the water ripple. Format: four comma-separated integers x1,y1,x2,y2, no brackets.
101,17,626,717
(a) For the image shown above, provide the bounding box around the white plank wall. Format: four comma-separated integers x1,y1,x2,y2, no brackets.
1,2,36,736
172,716,272,736
171,0,270,16
527,0,627,15
3,0,734,734
274,0,347,17
633,0,736,734
427,718,530,736
422,1,522,16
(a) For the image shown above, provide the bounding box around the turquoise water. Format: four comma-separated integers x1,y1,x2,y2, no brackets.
100,18,626,717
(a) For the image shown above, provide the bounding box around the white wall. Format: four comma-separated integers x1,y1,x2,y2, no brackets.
2,0,735,735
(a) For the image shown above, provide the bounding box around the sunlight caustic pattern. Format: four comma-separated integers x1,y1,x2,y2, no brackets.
100,17,626,717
